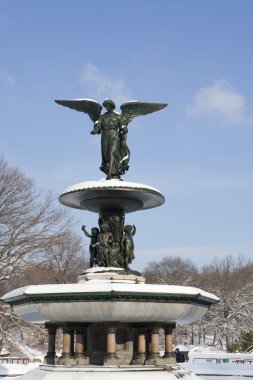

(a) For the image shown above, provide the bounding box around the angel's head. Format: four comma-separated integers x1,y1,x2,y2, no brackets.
103,99,115,111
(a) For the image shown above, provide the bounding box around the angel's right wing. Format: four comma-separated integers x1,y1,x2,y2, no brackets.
55,99,102,123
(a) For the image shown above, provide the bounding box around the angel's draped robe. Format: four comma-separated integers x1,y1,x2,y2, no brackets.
96,112,129,177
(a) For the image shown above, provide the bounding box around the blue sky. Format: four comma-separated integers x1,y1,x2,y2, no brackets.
1,0,253,271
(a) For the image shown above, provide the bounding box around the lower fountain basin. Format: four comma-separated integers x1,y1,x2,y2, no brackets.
2,279,218,324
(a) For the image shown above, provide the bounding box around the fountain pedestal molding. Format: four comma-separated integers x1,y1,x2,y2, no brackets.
1,98,219,380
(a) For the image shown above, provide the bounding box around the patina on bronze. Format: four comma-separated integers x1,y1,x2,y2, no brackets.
55,99,167,180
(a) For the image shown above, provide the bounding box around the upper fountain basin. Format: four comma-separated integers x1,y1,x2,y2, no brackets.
59,179,165,213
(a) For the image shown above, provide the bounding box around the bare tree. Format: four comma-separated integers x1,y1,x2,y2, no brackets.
199,255,253,350
2,229,89,291
0,229,89,356
0,157,70,283
143,255,253,350
239,330,253,352
0,157,88,355
143,256,199,286
42,229,89,283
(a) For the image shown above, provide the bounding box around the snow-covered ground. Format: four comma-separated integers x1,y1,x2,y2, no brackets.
173,346,253,379
0,363,39,378
183,362,253,376
186,346,253,379
1,346,253,379
188,349,253,363
1,361,253,380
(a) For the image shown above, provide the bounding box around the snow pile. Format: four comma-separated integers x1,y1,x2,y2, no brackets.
182,362,253,376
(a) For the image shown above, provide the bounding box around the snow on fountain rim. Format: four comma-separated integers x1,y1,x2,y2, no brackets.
61,178,163,195
2,282,219,303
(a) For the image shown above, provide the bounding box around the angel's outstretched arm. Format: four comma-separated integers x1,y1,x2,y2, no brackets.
90,119,102,135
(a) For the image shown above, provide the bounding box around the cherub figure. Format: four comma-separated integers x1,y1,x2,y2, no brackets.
121,225,136,270
99,224,113,267
81,225,100,267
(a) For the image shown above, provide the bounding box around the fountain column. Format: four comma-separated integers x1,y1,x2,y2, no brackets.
145,326,163,365
75,325,89,365
132,327,146,365
59,326,76,365
104,326,119,365
44,323,58,364
163,323,176,364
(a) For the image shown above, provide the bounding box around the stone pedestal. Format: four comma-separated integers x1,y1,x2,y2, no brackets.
78,267,145,284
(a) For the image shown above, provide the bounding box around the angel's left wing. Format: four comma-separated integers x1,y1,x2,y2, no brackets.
55,99,102,123
120,101,167,126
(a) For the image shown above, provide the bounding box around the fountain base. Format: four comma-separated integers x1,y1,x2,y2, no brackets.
16,364,200,380
78,267,145,283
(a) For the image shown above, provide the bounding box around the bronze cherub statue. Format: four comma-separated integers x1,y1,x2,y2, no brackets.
55,98,167,179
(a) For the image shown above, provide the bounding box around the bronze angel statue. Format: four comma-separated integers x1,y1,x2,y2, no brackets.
55,98,167,179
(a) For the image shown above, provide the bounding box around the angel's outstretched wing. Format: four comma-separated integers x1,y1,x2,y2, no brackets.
120,101,167,126
55,99,102,123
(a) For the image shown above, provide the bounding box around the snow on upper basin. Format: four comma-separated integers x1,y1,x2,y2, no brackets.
61,178,163,195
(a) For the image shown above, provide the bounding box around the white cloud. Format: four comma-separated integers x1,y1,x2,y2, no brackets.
80,63,131,106
185,81,248,125
0,72,16,89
